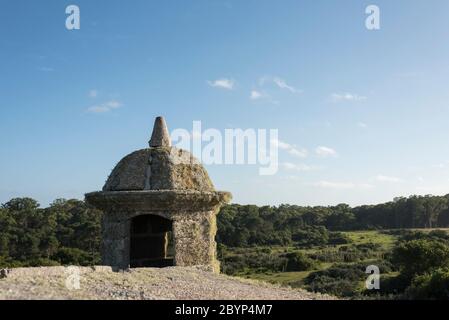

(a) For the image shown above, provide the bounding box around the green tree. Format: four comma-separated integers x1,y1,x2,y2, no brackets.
391,239,449,278
404,268,449,299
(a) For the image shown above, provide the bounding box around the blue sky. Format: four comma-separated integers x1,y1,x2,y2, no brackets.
1,0,449,207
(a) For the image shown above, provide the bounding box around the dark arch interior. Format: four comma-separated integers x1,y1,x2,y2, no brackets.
130,215,174,268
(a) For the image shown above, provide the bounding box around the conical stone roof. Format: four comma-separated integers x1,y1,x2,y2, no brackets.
103,117,215,192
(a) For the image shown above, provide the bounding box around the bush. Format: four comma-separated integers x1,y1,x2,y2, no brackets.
220,251,288,275
292,226,329,247
304,264,366,297
0,256,24,268
51,247,94,266
328,232,351,245
305,275,360,297
28,258,61,267
283,252,318,272
404,268,449,300
373,274,411,296
310,243,384,263
391,239,449,278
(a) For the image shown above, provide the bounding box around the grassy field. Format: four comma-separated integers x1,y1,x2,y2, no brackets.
224,230,398,290
221,228,449,298
343,230,396,248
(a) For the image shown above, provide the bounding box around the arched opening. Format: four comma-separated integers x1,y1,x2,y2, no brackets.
130,215,174,268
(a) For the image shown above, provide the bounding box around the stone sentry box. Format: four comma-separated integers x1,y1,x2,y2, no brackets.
85,117,231,273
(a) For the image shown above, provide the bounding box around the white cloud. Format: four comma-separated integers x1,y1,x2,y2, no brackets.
288,148,308,158
314,181,355,189
315,146,337,157
250,90,279,105
250,90,263,100
357,122,368,128
259,76,301,93
87,105,109,113
375,175,402,183
89,90,98,98
104,100,122,108
208,78,234,90
87,100,122,113
271,139,308,158
273,77,300,93
331,93,367,102
272,139,290,150
281,162,312,172
313,181,374,189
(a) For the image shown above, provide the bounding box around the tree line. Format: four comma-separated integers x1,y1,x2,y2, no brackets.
0,198,101,267
217,194,449,247
1,194,449,266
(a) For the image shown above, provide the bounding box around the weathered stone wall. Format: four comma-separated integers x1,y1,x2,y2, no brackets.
172,209,220,273
99,206,221,272
101,217,130,269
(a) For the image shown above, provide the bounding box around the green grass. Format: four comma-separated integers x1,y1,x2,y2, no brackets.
343,230,396,249
242,271,310,285
227,230,398,288
237,262,334,287
223,229,449,296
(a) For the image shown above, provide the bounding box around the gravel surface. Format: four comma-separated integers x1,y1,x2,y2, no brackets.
0,266,334,300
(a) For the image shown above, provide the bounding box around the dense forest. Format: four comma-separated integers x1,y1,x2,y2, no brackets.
1,194,449,266
217,194,449,247
0,198,102,267
2,195,449,299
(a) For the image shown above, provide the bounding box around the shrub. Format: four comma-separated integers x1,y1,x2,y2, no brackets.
305,275,360,297
51,247,94,266
328,232,351,245
304,264,366,297
221,252,288,275
292,226,329,247
391,239,449,278
28,258,60,267
404,268,449,300
395,230,449,243
283,252,318,272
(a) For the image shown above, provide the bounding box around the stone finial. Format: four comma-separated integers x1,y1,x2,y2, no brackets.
149,117,171,147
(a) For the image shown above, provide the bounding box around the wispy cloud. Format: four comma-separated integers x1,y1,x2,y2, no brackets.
259,76,301,93
250,90,263,100
313,181,373,189
208,78,234,90
357,122,368,128
273,77,300,93
313,181,355,189
288,148,308,158
88,90,98,98
315,146,337,158
331,93,367,102
375,175,402,183
250,90,279,105
281,162,313,172
272,139,308,158
431,163,449,169
87,100,122,113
